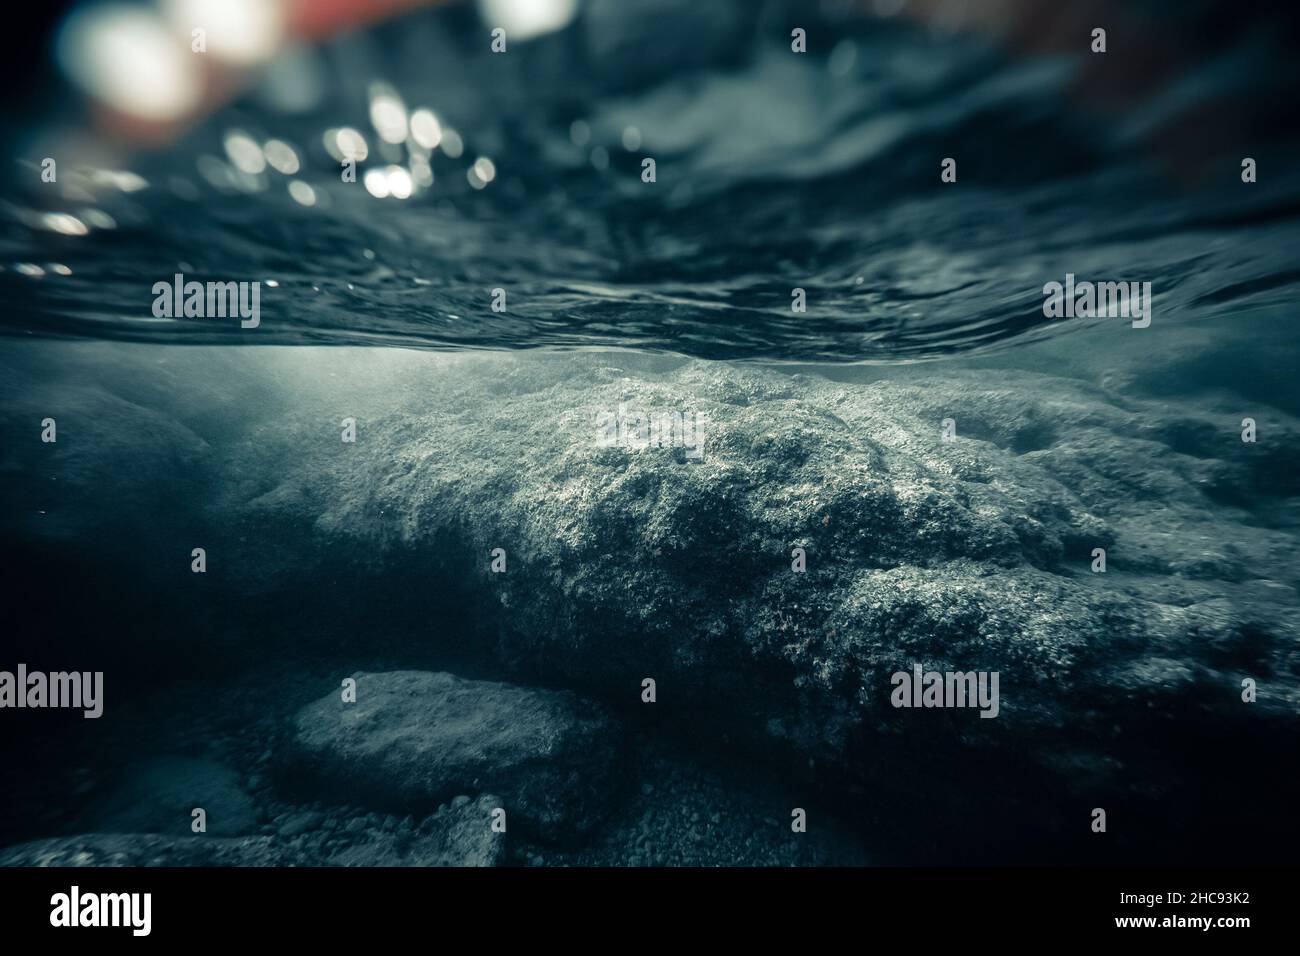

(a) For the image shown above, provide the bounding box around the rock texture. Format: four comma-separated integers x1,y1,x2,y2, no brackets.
1,795,507,867
0,834,308,867
326,794,506,867
289,671,623,838
225,355,1298,788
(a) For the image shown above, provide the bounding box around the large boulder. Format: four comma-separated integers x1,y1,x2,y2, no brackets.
239,355,1298,786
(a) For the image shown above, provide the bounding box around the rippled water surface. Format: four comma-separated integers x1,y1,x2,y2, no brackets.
4,2,1299,361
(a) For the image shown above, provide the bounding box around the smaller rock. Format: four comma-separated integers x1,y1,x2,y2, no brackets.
289,671,623,838
278,811,324,838
328,795,506,867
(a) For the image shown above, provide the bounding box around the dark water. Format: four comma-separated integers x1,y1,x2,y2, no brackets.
1,0,1298,868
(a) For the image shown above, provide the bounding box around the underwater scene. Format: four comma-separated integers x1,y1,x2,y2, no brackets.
1,0,1298,873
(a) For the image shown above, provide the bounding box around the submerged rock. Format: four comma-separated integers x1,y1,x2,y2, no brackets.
0,833,307,867
0,793,508,867
238,355,1298,784
289,671,623,838
327,794,506,867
